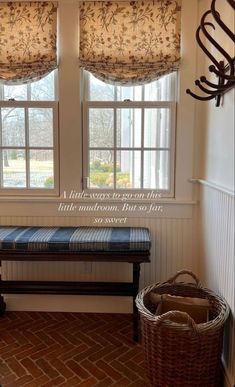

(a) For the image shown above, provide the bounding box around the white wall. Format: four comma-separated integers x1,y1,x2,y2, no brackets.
195,1,235,385
196,0,235,190
198,186,234,387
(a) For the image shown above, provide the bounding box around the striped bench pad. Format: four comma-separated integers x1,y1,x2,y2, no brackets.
0,227,151,252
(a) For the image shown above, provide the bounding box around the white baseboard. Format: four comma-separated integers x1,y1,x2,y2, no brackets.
4,294,133,314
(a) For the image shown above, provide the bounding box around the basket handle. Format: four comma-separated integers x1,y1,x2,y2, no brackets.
156,311,199,332
167,270,201,287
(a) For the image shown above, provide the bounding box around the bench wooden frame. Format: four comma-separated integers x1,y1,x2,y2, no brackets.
0,249,150,341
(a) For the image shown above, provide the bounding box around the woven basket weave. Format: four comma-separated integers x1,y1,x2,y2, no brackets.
136,270,229,387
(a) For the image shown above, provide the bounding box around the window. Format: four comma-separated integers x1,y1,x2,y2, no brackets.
83,71,176,196
0,72,58,194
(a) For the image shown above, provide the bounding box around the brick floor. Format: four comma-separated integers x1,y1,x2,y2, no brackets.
0,312,148,386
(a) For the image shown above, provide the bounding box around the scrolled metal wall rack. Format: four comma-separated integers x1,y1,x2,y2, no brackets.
186,0,235,107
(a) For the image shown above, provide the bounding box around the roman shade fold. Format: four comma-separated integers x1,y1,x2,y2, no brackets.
79,0,181,85
0,2,58,84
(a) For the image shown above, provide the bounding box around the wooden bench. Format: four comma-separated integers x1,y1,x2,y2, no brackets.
0,226,151,341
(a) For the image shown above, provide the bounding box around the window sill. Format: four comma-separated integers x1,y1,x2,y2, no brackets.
0,196,197,205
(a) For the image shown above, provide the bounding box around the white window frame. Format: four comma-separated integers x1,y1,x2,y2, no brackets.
82,71,176,197
0,81,59,196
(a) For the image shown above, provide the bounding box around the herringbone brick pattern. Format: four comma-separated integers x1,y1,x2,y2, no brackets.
0,312,148,386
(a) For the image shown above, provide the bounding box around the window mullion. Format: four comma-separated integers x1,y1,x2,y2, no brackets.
25,107,30,189
83,103,89,189
142,85,145,101
0,108,3,187
114,108,117,190
27,84,31,101
141,107,144,189
89,147,170,151
0,108,2,148
54,70,58,101
0,85,4,101
114,85,117,101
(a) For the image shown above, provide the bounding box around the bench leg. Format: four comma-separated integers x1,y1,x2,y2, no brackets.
133,263,140,342
0,261,6,316
0,296,6,316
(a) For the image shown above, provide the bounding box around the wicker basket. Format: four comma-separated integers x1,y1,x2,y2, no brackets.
136,270,230,387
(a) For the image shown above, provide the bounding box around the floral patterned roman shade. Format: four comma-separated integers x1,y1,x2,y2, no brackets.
79,0,181,85
0,2,57,84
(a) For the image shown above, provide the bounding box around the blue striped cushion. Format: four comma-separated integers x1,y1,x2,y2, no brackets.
0,227,151,252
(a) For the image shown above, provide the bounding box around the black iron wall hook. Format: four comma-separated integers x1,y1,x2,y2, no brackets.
186,0,235,107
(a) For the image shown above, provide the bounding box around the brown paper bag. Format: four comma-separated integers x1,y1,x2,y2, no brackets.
155,294,210,324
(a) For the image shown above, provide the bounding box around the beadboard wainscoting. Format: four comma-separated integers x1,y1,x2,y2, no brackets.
198,182,235,387
0,207,197,313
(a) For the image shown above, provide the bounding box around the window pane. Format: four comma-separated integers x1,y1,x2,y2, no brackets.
29,108,53,147
2,149,26,188
89,109,113,148
88,73,115,101
117,151,141,189
117,109,141,148
29,150,54,188
144,73,176,101
89,150,114,189
84,70,175,193
144,151,169,190
116,85,142,101
3,84,27,101
2,72,55,102
1,108,25,146
144,108,170,148
31,72,55,101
